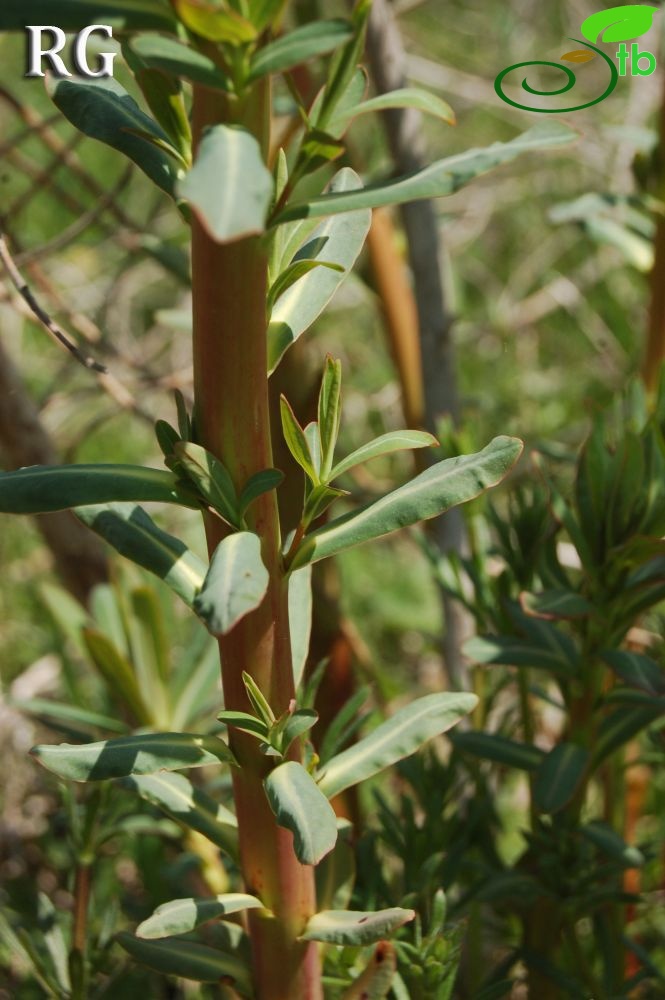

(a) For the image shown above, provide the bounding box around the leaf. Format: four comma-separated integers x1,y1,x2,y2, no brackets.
318,356,342,479
291,436,523,568
280,396,317,480
301,907,414,945
242,672,275,726
334,87,455,128
278,709,318,753
76,503,206,608
218,710,269,739
316,819,355,911
581,5,657,44
580,821,644,868
273,122,576,223
601,650,665,696
194,533,269,635
173,0,256,43
31,732,235,782
329,430,437,481
341,942,397,1000
82,628,152,725
13,698,129,736
137,894,262,939
593,703,665,765
289,565,312,688
267,259,344,313
450,731,546,772
463,634,576,677
37,893,70,994
561,50,596,63
264,761,338,864
532,742,589,814
519,589,593,620
173,442,239,526
238,468,284,516
0,464,197,514
0,0,176,30
47,77,179,197
116,932,251,989
123,44,191,162
249,20,354,80
128,34,231,91
316,692,477,800
177,125,273,243
268,168,371,373
125,772,238,857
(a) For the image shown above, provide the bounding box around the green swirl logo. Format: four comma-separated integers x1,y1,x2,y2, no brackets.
495,4,658,114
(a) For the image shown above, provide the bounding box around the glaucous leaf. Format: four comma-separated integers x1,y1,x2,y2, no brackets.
76,503,206,608
173,442,239,526
177,125,273,242
0,464,196,514
329,430,437,481
268,168,371,373
318,356,342,479
194,533,269,635
301,908,414,945
249,20,354,80
238,468,284,516
280,396,317,480
117,932,251,988
333,87,455,129
316,692,477,799
291,436,523,568
32,732,235,781
129,34,232,91
267,259,344,313
137,894,262,939
273,122,576,222
264,761,337,864
47,77,180,196
289,565,312,688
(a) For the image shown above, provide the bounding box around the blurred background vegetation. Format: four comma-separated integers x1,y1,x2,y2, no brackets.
1,0,664,996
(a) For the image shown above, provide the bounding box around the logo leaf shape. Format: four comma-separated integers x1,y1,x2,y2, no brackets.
581,4,657,44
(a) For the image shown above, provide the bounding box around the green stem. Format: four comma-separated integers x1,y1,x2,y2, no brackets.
191,82,322,1000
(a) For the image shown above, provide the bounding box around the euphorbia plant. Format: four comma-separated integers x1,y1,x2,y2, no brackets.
0,1,574,996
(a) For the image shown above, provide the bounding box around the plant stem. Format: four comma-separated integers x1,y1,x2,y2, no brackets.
190,83,322,999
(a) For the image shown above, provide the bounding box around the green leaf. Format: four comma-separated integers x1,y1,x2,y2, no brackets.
218,710,269,739
177,125,273,242
123,43,191,163
76,503,206,608
249,20,354,80
304,423,322,479
194,533,269,635
129,34,231,91
329,430,437,481
289,565,313,689
137,893,262,939
302,908,414,945
593,703,665,765
333,88,455,129
174,442,239,526
238,468,284,516
37,893,71,994
291,436,523,568
13,698,129,736
316,692,477,800
602,650,665,696
0,464,197,514
280,396,317,480
315,819,355,911
264,760,337,864
267,259,344,313
47,77,180,197
173,0,256,43
318,356,342,479
302,483,347,525
125,772,238,857
268,168,371,373
463,634,576,677
242,671,275,726
581,821,644,868
278,709,318,753
450,731,546,772
31,732,235,782
532,742,589,814
82,628,152,725
0,0,176,30
341,942,397,999
116,932,251,989
273,122,576,223
520,589,593,620
581,5,657,44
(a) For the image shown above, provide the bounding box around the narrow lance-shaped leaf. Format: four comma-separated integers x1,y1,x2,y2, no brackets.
47,77,180,197
174,442,239,525
264,761,338,864
125,772,238,858
177,125,273,243
249,20,354,80
239,468,284,516
532,742,589,814
117,932,251,989
291,436,523,568
329,430,437,481
289,565,312,689
194,533,269,635
76,503,206,609
0,464,197,514
450,731,546,772
332,87,455,129
280,396,317,480
0,0,176,31
273,122,576,223
341,942,397,1000
31,732,236,782
128,34,232,91
267,259,344,313
301,908,414,945
316,691,477,800
268,168,371,373
174,0,256,43
318,356,342,479
601,650,665,696
137,894,262,939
